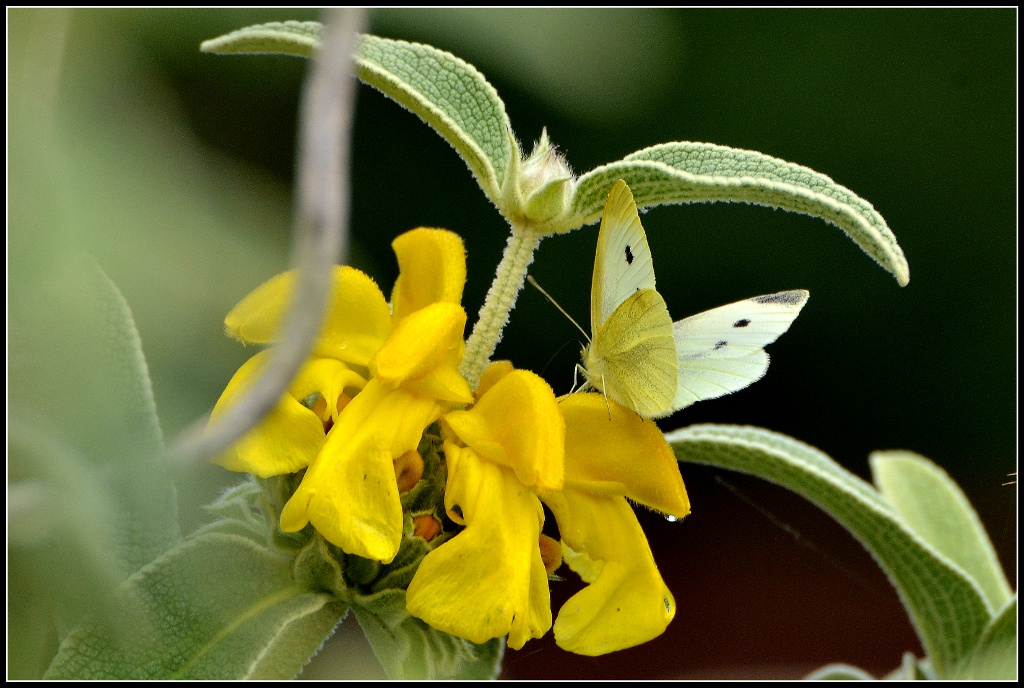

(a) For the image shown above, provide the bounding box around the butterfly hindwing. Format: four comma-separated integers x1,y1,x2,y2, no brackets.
671,290,809,411
588,287,677,417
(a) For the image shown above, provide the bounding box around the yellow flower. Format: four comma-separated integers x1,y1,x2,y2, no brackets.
405,364,564,650
405,362,690,656
210,228,473,563
543,393,690,655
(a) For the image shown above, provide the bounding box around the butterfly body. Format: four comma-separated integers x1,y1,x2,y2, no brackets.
582,180,809,418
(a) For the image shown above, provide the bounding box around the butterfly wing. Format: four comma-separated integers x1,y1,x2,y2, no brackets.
591,179,657,339
586,180,678,417
670,290,810,412
587,288,678,418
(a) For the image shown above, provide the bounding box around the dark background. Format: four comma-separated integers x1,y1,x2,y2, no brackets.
12,9,1015,679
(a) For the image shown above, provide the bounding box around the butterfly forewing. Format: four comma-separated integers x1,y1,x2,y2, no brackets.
591,180,657,336
589,288,677,418
674,290,809,358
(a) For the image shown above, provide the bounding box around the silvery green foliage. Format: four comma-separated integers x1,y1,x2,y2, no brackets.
202,23,909,286
668,426,1015,679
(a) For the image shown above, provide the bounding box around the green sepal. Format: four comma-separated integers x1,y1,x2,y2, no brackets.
370,533,432,594
346,554,383,588
401,426,447,513
195,480,269,543
293,532,349,600
352,588,504,680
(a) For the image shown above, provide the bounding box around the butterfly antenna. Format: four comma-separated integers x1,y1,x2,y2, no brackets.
539,338,585,380
526,275,590,342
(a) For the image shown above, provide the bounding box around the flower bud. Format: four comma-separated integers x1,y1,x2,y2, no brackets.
519,129,573,224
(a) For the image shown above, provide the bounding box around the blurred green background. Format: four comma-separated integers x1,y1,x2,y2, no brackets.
9,8,1015,679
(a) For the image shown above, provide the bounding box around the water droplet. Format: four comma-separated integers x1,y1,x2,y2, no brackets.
665,514,677,523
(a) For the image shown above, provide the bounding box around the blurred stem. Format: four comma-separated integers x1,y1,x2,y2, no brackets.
460,225,542,389
168,8,364,467
13,9,70,133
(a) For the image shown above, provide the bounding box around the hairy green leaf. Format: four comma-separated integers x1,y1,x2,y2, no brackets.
882,652,935,680
950,596,1017,680
199,20,322,58
567,143,909,286
202,25,513,207
804,662,875,679
352,589,504,680
45,533,346,679
668,425,990,677
355,34,514,205
871,450,1013,612
10,256,180,667
10,256,179,575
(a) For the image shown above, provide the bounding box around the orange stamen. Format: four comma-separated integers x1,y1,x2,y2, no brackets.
413,514,442,541
393,449,425,493
539,534,562,574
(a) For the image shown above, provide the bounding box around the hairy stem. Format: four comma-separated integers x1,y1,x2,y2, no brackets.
460,225,542,389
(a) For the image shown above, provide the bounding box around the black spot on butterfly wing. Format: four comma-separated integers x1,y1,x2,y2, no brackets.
714,340,728,350
625,245,634,265
733,319,751,328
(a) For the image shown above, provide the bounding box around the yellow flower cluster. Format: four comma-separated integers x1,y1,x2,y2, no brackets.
211,228,690,655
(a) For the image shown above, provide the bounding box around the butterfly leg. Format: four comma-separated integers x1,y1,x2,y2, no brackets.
570,363,587,394
601,373,611,420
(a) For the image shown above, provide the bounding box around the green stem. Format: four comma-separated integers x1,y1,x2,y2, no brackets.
460,224,541,389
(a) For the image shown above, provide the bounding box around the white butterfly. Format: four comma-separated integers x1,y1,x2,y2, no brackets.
582,179,809,418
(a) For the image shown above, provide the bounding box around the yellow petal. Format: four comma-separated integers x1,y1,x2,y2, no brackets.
406,445,551,648
209,350,325,477
315,267,393,366
475,360,515,398
225,267,392,368
544,490,675,656
280,379,442,563
290,357,367,422
390,228,467,323
370,302,473,404
560,393,690,518
223,271,295,344
443,370,564,492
